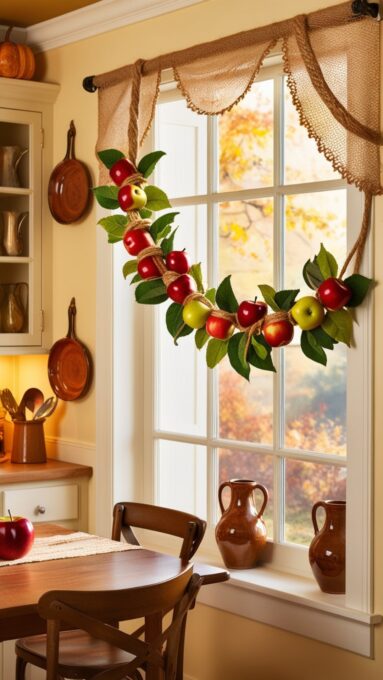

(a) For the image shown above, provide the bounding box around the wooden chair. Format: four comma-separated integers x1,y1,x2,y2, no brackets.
15,564,202,680
112,502,207,562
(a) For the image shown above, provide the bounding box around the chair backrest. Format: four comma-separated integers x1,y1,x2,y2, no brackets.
112,502,207,561
38,564,201,680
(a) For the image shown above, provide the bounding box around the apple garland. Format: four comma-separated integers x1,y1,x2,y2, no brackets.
93,149,373,381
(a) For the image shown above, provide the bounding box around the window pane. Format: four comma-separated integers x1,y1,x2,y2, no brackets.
284,190,347,292
156,98,207,198
156,440,207,518
285,458,346,545
218,448,274,538
284,345,346,455
219,360,273,445
218,197,273,445
219,79,273,192
156,205,207,436
284,81,341,184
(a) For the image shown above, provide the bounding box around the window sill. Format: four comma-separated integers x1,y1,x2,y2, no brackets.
195,562,381,658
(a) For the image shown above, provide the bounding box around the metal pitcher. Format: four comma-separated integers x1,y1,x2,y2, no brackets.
0,146,28,187
1,210,27,256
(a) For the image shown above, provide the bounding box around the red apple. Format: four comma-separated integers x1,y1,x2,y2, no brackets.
167,274,196,304
0,515,34,560
206,315,235,340
109,158,137,186
123,229,154,256
237,300,267,327
137,256,162,279
118,184,147,211
166,250,190,274
317,277,352,312
263,318,294,347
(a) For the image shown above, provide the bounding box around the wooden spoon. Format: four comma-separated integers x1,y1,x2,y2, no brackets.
0,389,19,419
16,388,44,420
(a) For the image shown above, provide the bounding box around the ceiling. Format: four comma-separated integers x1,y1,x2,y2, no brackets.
0,0,102,29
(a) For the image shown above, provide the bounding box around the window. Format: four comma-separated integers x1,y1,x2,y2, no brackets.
104,58,375,653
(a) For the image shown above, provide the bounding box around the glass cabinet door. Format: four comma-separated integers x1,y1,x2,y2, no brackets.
0,108,42,347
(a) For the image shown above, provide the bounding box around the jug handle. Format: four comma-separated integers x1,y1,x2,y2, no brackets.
18,212,28,236
15,149,28,172
253,483,268,517
15,282,28,306
312,501,327,535
218,482,231,514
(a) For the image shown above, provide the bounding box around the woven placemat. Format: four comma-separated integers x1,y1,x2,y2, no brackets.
0,532,140,567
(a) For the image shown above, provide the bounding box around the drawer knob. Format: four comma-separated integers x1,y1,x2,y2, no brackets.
36,505,46,515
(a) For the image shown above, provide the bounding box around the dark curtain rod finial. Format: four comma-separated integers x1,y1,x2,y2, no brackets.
83,75,97,93
351,0,380,19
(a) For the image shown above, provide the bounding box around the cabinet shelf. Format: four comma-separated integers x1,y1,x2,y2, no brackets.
0,187,32,196
0,257,32,264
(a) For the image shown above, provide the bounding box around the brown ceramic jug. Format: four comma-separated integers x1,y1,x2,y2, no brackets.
309,500,345,594
215,479,268,569
11,419,47,464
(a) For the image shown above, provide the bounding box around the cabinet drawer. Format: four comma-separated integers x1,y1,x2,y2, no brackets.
1,484,78,522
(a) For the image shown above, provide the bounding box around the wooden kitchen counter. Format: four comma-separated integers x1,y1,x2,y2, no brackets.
0,459,93,484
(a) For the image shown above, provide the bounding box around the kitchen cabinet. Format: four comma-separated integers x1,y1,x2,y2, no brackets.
0,78,59,353
0,458,92,680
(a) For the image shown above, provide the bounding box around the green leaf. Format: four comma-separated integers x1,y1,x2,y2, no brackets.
344,274,373,308
206,338,229,369
303,259,324,290
166,303,193,343
258,284,280,312
248,345,276,372
316,243,338,280
310,326,337,350
322,309,353,346
195,327,209,350
228,332,250,381
145,185,171,211
205,288,216,304
161,228,178,256
137,151,166,178
98,214,128,242
130,273,142,285
92,185,119,210
301,330,327,366
139,207,153,219
108,234,122,244
135,279,168,304
189,263,205,293
274,289,300,311
251,336,268,360
216,275,238,313
122,260,138,278
150,212,179,242
97,148,125,169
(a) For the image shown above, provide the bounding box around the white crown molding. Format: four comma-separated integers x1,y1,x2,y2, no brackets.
24,0,206,53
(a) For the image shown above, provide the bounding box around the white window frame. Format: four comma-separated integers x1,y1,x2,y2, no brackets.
97,59,379,656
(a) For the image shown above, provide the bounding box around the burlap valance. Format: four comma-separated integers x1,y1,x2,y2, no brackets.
93,1,382,273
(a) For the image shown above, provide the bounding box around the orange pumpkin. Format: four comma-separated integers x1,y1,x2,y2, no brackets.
0,27,35,80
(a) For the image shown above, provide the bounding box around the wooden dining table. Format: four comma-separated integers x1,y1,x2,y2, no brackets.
0,524,229,679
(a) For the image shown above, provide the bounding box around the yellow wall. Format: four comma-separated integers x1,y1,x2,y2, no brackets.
5,0,382,677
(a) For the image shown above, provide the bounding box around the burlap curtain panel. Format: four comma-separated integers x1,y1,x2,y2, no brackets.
93,1,382,272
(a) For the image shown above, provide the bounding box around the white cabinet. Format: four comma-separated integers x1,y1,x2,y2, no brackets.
0,78,59,353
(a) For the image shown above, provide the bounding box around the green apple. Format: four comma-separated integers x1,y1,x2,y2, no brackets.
291,296,325,331
182,300,211,329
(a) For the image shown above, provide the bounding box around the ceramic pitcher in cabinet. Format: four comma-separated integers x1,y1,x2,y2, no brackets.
1,211,27,256
0,146,28,187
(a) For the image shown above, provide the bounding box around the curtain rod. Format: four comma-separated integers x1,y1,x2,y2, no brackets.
82,0,379,92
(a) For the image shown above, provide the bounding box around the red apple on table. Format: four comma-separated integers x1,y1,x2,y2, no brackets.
0,515,34,561
237,300,267,327
263,318,294,347
317,278,352,312
206,315,235,340
118,184,147,212
167,274,196,304
166,250,190,275
137,256,162,279
123,228,154,256
109,158,137,186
